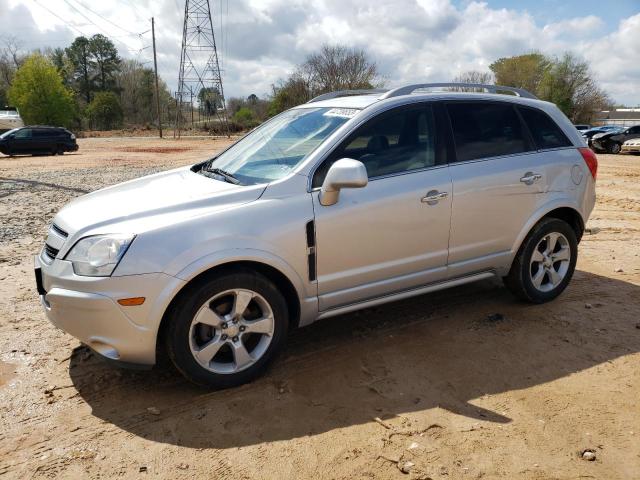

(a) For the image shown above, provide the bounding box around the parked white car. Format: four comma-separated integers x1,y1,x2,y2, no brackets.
0,107,24,133
36,83,597,388
622,138,640,154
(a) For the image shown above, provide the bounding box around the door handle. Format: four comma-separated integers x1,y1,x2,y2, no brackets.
421,190,448,205
520,172,542,185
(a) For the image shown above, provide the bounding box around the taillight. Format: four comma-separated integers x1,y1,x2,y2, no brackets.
578,147,597,180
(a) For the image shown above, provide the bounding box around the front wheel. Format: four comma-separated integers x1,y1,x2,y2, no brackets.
164,269,289,388
607,142,621,154
504,218,578,303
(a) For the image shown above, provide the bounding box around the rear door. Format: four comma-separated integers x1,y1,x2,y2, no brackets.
32,129,53,153
445,101,549,277
312,103,452,310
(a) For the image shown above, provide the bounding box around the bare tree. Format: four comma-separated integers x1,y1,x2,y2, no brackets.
269,44,381,115
538,53,611,123
301,44,381,96
0,36,25,105
450,70,494,92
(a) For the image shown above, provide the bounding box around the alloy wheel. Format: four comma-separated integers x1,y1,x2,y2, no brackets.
189,289,275,374
529,232,571,292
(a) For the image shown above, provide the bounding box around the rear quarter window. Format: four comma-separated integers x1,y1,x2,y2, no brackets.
518,107,572,150
446,102,532,162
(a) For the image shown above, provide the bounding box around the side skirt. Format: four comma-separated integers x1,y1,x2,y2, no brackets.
316,271,495,321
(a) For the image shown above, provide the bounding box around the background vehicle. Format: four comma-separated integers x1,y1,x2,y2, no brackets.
36,83,596,388
582,125,621,139
591,125,640,154
622,138,640,154
0,126,78,156
0,106,24,133
574,124,590,131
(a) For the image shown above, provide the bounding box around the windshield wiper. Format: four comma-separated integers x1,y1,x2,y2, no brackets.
205,167,241,185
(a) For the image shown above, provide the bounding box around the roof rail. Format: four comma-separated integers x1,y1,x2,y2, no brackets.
307,88,389,103
379,83,537,100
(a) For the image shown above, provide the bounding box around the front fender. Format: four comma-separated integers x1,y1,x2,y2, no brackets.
174,248,307,295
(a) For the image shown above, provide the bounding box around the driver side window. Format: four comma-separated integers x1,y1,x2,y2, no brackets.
312,104,436,188
14,129,32,139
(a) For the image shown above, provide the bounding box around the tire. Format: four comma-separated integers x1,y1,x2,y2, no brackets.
164,269,289,388
57,146,65,155
503,218,578,303
607,142,621,154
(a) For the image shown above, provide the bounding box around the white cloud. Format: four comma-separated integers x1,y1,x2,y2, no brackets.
2,0,640,105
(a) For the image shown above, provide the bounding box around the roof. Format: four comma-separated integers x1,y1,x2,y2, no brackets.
293,83,541,110
294,91,548,111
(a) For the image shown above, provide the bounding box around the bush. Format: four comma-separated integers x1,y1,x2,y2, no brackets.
232,107,259,128
8,53,75,127
86,91,123,130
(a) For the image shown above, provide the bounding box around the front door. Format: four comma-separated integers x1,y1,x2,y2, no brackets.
10,128,32,154
311,103,452,311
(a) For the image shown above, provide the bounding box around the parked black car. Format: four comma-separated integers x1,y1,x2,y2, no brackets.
0,126,78,156
581,126,623,148
591,125,640,154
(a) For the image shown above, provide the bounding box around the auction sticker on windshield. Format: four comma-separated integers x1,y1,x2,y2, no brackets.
323,108,360,118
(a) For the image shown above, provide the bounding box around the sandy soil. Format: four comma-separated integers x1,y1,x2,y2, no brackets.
0,138,639,479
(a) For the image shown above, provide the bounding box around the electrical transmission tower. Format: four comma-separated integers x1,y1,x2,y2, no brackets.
175,0,228,137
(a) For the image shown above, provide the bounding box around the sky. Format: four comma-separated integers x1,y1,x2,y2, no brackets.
2,0,639,106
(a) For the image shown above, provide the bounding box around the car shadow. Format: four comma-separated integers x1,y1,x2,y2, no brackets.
68,270,640,448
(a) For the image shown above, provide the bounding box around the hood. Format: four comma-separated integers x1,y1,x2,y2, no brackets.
592,132,614,140
53,166,266,235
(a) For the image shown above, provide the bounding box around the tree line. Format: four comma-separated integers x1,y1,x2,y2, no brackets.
1,33,612,132
252,47,611,125
1,34,173,131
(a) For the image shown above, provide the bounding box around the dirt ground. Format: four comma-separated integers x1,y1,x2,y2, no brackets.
0,137,639,479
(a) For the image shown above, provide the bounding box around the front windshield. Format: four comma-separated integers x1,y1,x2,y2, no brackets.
0,128,19,138
207,107,358,185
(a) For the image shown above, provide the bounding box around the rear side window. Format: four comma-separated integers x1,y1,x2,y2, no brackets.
447,102,531,162
34,129,52,138
519,107,571,150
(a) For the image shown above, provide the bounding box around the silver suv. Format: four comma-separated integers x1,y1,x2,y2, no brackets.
35,83,597,387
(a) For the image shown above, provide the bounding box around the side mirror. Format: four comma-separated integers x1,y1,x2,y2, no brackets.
319,158,368,206
8,134,15,139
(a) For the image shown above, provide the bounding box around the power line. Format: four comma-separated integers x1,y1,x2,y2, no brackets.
59,0,148,55
60,0,112,37
68,0,140,36
31,0,87,37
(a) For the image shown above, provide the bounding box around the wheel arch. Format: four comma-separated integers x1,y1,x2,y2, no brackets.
541,206,585,243
508,203,585,275
155,260,303,363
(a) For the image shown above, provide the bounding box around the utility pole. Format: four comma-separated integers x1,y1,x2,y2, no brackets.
151,17,163,138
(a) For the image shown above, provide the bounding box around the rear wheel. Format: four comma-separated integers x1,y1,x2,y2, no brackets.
164,269,289,388
504,218,578,303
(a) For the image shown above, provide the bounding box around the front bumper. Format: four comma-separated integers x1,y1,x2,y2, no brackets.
35,254,185,365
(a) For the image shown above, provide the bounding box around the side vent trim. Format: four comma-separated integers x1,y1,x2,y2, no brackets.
305,220,317,282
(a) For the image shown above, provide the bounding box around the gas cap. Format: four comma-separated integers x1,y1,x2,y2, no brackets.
571,164,584,185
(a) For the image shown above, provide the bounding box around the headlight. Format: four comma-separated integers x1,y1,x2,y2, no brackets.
65,234,135,277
